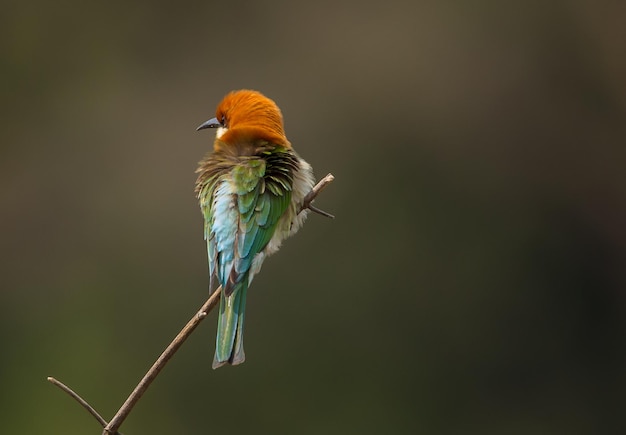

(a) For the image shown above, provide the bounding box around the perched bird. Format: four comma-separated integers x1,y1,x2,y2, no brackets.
195,90,315,368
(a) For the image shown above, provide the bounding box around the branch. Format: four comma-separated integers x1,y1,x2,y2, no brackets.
298,173,335,218
48,173,334,434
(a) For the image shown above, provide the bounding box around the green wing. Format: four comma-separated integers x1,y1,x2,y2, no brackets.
196,147,298,295
226,152,293,294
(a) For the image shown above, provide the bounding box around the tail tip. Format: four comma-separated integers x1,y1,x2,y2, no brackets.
212,352,246,369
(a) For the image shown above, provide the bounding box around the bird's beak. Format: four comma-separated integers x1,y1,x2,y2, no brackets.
196,117,222,131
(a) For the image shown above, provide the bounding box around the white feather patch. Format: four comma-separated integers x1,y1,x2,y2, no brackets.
216,126,228,139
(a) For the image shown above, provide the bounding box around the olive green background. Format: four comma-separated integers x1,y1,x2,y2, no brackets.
2,1,625,433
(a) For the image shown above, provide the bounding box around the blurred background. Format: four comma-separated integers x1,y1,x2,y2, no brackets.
1,0,625,433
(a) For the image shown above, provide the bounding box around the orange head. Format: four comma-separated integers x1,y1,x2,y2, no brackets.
197,90,289,151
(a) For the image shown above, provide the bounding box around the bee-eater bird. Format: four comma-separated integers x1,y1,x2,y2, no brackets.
195,90,315,368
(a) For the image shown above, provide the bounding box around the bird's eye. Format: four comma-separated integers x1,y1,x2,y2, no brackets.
220,115,227,127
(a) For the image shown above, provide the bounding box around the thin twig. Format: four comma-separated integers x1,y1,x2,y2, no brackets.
47,376,109,429
298,173,335,218
102,289,221,435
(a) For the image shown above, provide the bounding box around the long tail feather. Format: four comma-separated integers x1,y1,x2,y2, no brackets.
213,282,248,369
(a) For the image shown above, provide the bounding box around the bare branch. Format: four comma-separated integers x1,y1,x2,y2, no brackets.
102,289,221,435
49,173,334,434
298,173,335,218
47,376,109,429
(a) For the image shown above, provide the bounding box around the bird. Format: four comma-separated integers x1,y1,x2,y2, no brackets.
195,90,315,368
